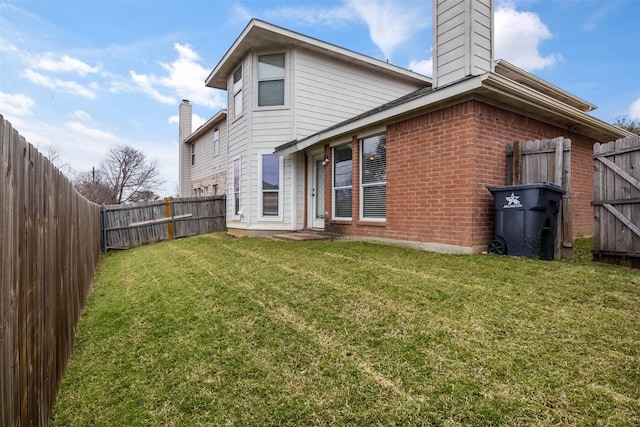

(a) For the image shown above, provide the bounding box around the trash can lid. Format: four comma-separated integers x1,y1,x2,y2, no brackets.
487,182,566,194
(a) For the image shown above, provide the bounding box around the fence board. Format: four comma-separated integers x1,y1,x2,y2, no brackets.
1,115,102,426
101,196,226,251
593,136,640,267
507,137,572,259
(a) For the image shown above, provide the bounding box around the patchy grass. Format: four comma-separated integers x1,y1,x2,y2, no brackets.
51,235,640,426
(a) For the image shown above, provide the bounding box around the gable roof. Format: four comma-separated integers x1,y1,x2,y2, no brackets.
205,19,432,90
184,109,227,145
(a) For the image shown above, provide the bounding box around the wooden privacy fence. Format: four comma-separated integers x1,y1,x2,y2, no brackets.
506,136,573,260
1,115,102,426
593,136,640,268
101,195,226,251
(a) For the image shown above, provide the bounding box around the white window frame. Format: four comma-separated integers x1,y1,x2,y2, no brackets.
256,52,286,109
213,127,220,156
191,143,195,166
233,157,241,218
258,153,284,221
359,134,387,221
332,143,353,220
233,66,243,118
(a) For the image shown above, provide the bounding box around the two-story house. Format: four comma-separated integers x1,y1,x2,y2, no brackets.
180,0,632,253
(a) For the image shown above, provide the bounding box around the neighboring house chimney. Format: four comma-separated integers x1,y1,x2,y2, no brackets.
432,0,494,88
178,99,192,197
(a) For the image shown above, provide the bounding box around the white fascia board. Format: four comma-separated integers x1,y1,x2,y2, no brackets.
184,110,227,144
494,60,597,112
480,73,634,140
206,19,432,89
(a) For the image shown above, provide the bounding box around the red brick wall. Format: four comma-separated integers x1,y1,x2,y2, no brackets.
324,100,597,250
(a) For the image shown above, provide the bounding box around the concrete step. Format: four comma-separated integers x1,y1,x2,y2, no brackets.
271,231,331,242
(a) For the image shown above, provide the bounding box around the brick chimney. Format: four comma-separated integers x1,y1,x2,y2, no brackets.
432,0,494,88
178,99,192,197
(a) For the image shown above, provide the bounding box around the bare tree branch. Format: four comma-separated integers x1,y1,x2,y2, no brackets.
74,145,164,204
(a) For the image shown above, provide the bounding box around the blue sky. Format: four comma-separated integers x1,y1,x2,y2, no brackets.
1,0,639,196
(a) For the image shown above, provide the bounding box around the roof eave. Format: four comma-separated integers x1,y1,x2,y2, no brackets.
494,60,597,112
184,109,227,144
480,73,634,141
275,73,632,156
206,19,432,90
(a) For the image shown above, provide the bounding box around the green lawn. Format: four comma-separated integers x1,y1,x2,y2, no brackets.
51,234,640,426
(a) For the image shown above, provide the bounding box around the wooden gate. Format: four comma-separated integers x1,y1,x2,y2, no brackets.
593,136,640,268
506,137,573,260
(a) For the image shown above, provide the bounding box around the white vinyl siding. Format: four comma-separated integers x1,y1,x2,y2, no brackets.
333,144,353,219
190,120,227,182
294,49,423,138
360,134,386,220
433,0,493,87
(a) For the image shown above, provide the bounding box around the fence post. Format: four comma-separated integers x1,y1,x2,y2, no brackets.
164,197,174,240
170,197,177,239
101,205,108,252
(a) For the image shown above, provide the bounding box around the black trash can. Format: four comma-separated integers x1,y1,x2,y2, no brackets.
487,182,565,260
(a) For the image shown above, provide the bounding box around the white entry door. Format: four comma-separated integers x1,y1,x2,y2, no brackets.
309,153,325,229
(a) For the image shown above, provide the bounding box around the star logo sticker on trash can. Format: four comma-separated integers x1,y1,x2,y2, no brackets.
504,193,522,208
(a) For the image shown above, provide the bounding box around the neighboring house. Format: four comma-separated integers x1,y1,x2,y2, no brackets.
178,101,227,197
180,0,632,253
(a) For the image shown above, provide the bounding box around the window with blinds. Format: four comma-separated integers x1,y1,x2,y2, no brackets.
261,155,280,217
213,128,219,156
233,67,243,117
233,158,241,216
361,134,386,219
258,54,285,107
333,144,352,219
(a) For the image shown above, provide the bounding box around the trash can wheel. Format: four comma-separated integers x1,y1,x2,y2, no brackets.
488,238,507,255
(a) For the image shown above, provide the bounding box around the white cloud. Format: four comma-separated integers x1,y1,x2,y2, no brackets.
630,97,640,121
346,0,430,60
0,38,19,53
0,91,35,117
408,58,432,76
129,43,225,110
266,4,353,27
23,68,97,98
71,110,92,121
130,70,176,104
64,121,120,142
494,2,561,71
230,3,253,24
32,53,101,75
168,113,207,130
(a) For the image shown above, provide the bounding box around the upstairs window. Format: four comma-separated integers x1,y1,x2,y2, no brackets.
213,127,220,156
258,54,285,107
191,144,195,165
233,67,243,117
